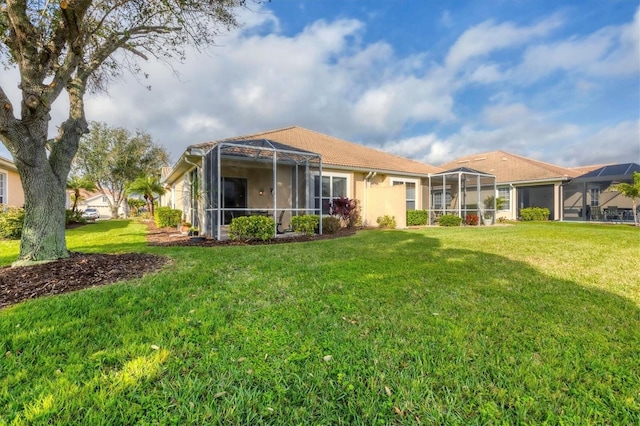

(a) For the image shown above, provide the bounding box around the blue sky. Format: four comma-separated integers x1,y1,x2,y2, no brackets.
1,0,638,167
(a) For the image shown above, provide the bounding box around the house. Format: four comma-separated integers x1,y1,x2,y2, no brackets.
0,155,24,208
439,151,585,220
70,190,126,219
161,126,443,238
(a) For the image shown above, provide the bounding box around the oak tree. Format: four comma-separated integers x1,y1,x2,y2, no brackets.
0,0,248,263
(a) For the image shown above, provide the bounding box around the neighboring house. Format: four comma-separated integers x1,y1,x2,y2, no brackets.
0,155,25,208
161,126,443,238
440,151,585,221
71,190,125,219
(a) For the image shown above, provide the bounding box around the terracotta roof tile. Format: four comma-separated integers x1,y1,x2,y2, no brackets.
191,126,442,176
439,150,578,183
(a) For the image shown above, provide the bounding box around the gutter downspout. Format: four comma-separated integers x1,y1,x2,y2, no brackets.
363,171,376,227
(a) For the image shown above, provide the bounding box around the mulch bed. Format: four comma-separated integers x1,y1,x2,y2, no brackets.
0,222,356,309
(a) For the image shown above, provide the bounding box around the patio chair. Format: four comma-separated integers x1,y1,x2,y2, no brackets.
276,211,293,234
606,206,620,223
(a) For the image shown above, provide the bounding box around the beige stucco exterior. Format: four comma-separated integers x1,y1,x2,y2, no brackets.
0,157,25,207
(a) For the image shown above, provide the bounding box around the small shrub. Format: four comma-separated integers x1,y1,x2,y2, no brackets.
407,210,428,226
154,207,182,228
520,207,550,221
465,214,479,226
438,214,462,227
330,197,360,228
0,206,25,239
322,216,342,234
291,215,320,236
66,209,87,225
497,217,509,224
376,215,396,229
229,216,275,241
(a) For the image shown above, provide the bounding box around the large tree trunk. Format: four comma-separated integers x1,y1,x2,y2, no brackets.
16,160,69,263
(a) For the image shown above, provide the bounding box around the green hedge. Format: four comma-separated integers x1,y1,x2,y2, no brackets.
520,207,550,221
154,207,182,228
0,206,25,239
438,214,462,227
229,216,275,241
291,215,320,236
407,210,428,226
322,216,342,234
376,215,396,229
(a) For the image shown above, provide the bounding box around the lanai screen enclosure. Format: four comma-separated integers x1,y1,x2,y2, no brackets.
203,139,323,240
428,167,497,224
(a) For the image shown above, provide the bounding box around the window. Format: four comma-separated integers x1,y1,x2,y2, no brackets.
314,173,348,214
392,179,418,211
0,172,5,205
102,196,108,203
589,187,600,207
498,187,510,210
433,191,451,209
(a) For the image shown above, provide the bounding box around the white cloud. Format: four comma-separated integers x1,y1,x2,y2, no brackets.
445,17,562,70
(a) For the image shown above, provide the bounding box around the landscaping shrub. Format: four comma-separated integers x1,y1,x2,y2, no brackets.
291,215,320,236
154,207,182,228
438,214,462,227
465,214,479,226
407,210,428,226
229,216,275,241
322,216,342,234
0,206,25,239
520,207,550,221
66,209,87,225
376,215,396,229
330,197,360,228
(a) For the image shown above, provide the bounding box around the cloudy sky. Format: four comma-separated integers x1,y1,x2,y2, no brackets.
1,0,638,168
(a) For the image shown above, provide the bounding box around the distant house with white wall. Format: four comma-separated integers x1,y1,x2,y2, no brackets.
0,155,24,208
71,190,125,218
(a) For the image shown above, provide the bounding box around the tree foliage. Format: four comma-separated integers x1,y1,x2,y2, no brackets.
0,0,250,262
127,175,166,217
75,122,169,218
66,174,96,213
607,171,640,225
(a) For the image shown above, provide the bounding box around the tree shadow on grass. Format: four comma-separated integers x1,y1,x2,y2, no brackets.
0,229,638,424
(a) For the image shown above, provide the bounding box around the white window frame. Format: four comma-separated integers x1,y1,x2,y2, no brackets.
0,171,6,205
589,186,600,207
498,187,511,210
391,178,419,211
313,172,350,215
433,190,452,210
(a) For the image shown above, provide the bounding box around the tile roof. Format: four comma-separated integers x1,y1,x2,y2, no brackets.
439,150,578,184
191,126,442,176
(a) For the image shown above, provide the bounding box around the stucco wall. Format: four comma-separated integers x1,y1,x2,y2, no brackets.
364,184,406,229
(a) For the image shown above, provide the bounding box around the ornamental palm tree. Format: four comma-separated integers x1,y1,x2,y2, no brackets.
127,176,166,217
66,175,97,213
606,171,640,226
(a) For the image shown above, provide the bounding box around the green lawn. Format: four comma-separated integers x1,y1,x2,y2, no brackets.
1,220,639,424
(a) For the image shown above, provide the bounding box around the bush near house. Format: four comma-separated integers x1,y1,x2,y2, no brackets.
407,210,428,226
376,215,396,229
229,216,275,241
0,206,25,239
520,207,550,221
322,216,342,234
438,214,463,227
154,207,182,228
465,214,479,226
291,215,320,236
66,209,87,226
330,197,360,228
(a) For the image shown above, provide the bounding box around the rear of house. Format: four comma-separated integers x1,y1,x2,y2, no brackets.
161,126,443,238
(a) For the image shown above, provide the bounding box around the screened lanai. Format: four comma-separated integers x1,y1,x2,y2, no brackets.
203,139,323,240
562,162,640,223
428,167,497,224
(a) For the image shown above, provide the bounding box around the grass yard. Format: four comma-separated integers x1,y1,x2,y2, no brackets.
1,220,639,424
